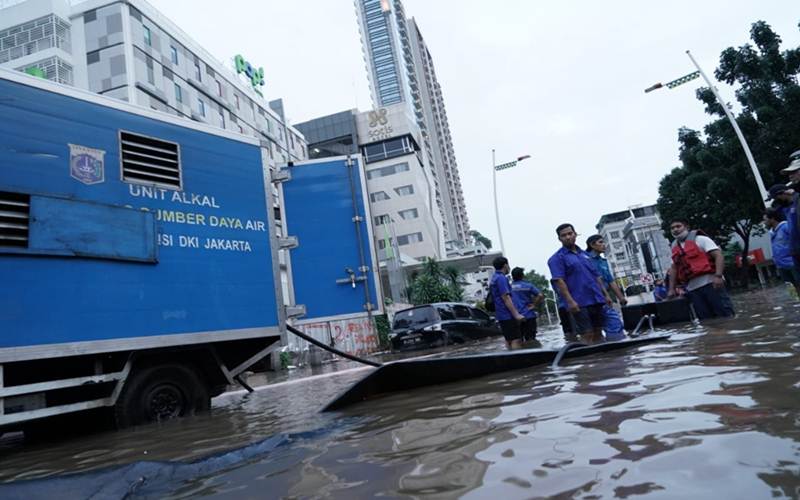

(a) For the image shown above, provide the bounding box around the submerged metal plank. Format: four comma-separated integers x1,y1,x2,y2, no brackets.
322,334,671,411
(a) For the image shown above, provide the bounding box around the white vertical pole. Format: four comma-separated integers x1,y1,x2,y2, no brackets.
686,50,769,208
492,149,505,254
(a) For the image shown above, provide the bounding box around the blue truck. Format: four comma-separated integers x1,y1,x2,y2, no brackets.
0,69,382,431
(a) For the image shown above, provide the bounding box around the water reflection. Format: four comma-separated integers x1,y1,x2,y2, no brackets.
1,289,799,499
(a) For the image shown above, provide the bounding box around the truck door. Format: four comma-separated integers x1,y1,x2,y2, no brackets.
279,156,382,323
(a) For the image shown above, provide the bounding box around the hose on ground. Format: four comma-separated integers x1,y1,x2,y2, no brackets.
285,323,383,368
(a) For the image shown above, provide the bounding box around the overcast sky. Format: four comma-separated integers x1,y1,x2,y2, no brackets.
150,0,800,277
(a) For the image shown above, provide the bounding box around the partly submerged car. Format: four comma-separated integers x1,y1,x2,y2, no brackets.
389,302,502,351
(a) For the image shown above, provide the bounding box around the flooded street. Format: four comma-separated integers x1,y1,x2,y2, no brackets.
2,287,800,498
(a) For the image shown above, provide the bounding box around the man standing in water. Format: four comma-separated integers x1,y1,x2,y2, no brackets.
489,256,526,350
510,267,544,343
585,234,627,341
548,224,612,344
667,219,735,319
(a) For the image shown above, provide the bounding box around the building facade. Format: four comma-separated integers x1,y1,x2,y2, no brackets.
354,0,469,244
596,205,672,286
0,0,307,167
297,105,446,263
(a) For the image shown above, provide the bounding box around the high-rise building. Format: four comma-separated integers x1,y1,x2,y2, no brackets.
0,0,307,167
354,0,469,244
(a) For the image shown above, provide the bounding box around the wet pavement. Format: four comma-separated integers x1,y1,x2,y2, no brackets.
1,287,799,498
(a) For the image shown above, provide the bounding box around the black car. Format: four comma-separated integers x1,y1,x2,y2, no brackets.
389,302,502,351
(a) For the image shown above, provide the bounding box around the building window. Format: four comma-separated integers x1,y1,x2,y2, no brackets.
238,125,244,134
143,26,151,46
366,162,409,180
216,80,222,97
374,214,389,226
219,111,225,128
170,45,178,64
146,65,154,85
398,208,418,220
370,191,390,202
194,63,201,81
361,136,414,163
235,94,240,109
394,185,414,196
397,232,423,246
615,252,625,261
610,231,620,238
174,83,182,103
197,98,205,117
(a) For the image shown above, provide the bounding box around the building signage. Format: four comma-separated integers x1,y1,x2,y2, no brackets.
68,144,105,185
367,108,393,142
234,54,265,96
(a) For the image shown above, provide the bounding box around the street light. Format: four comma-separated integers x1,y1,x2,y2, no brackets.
492,150,531,255
645,51,769,208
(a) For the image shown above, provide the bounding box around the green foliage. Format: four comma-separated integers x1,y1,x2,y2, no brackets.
279,351,291,370
657,20,798,265
469,230,493,249
374,314,391,348
407,258,465,305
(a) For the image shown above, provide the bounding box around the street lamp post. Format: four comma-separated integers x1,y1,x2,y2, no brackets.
492,150,531,255
645,52,769,208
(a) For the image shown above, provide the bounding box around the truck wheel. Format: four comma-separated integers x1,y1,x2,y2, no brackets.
115,364,210,428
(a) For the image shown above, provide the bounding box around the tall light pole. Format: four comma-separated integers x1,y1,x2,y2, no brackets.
492,150,531,255
645,51,769,208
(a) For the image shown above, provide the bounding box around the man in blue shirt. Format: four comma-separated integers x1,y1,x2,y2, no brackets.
586,234,627,341
765,207,800,293
510,267,544,343
653,279,669,302
548,224,612,344
780,157,800,267
489,256,526,350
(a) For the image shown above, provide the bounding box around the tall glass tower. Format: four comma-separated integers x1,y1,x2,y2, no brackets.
354,0,470,244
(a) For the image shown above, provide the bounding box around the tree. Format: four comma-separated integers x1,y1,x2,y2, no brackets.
657,20,800,281
468,230,493,249
406,258,464,305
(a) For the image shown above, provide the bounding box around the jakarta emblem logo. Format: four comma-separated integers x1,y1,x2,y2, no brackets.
69,144,105,185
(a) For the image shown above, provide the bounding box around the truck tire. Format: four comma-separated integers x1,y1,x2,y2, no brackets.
115,363,210,428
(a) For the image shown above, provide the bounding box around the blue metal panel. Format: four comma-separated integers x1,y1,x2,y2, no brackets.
0,76,278,349
21,195,157,262
281,157,381,320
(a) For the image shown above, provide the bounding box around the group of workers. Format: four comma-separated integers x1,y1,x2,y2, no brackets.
489,218,738,349
764,152,800,294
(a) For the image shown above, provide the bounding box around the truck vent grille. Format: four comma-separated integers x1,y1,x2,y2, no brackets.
120,131,181,189
0,192,30,248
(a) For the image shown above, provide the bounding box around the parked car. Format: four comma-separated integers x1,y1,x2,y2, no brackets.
389,302,502,351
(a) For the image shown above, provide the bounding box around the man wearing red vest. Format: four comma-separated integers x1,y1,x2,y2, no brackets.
667,218,734,319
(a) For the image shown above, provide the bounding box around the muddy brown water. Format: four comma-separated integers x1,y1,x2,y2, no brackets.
1,288,799,498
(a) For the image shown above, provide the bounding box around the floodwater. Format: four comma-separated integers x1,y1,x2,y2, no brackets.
1,287,800,498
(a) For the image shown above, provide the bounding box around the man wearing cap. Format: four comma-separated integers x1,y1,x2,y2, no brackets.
780,152,800,268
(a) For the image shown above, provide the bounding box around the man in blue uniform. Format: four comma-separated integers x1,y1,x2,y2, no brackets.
585,234,627,341
489,256,526,350
765,207,800,293
510,267,544,343
780,156,800,268
548,224,612,344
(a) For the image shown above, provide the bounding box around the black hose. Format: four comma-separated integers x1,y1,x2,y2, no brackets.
285,323,383,368
551,342,587,368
